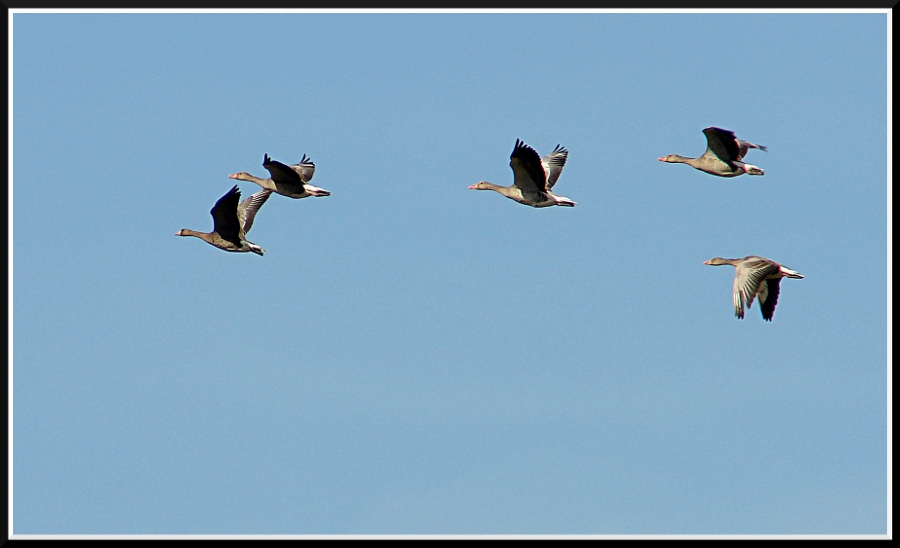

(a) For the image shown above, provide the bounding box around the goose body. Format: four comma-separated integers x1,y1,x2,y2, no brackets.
704,256,803,321
176,185,272,256
229,153,331,199
659,127,767,177
469,139,575,208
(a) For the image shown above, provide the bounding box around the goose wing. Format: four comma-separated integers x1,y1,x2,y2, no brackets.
737,139,768,160
509,139,549,193
263,154,304,184
289,154,316,183
732,257,780,318
758,277,782,321
542,145,568,189
702,127,741,163
262,153,308,194
210,185,243,246
237,189,272,236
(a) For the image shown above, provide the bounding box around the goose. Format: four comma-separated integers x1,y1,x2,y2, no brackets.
175,185,272,256
469,139,575,207
704,256,803,321
228,153,331,199
659,127,767,177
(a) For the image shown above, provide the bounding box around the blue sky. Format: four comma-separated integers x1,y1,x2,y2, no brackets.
11,10,889,536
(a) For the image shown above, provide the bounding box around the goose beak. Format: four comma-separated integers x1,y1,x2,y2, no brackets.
468,184,478,189
703,260,712,265
227,173,238,179
657,156,667,162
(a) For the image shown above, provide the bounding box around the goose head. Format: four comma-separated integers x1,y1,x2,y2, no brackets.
704,257,731,266
658,154,687,163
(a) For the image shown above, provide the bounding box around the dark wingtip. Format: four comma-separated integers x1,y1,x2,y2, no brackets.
704,126,737,141
512,139,536,153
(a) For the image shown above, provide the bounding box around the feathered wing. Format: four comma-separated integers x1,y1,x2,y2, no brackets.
262,153,303,182
732,259,780,318
262,153,308,194
758,278,782,321
509,139,549,193
210,185,243,246
237,189,272,236
542,145,568,189
289,154,316,182
702,127,741,163
737,139,767,160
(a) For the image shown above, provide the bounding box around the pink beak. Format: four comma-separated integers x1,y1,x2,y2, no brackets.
657,156,667,162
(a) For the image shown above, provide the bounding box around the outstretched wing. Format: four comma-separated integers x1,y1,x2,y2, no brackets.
732,258,780,318
263,153,304,184
237,189,273,236
289,154,316,182
737,139,768,160
702,127,741,163
210,185,243,246
758,277,781,321
509,139,549,193
542,145,568,189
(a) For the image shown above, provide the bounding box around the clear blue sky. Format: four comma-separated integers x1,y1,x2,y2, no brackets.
11,10,888,536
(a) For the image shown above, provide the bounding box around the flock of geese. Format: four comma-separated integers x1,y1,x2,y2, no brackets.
176,126,803,321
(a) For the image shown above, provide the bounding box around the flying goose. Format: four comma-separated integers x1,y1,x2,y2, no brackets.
175,185,272,256
659,127,767,177
229,153,331,199
704,256,803,321
469,139,575,207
